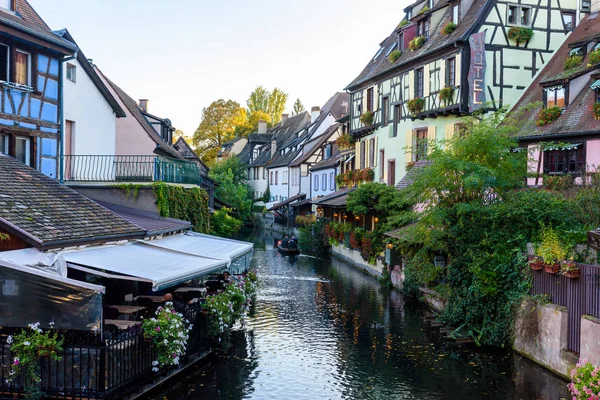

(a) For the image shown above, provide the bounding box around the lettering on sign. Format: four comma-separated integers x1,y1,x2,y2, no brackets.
468,31,486,112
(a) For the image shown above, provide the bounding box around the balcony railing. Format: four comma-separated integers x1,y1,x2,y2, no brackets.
63,155,207,186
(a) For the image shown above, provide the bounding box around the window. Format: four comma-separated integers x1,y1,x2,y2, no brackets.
15,136,30,166
360,141,366,169
366,87,374,112
508,5,531,26
562,12,575,31
275,171,278,185
382,96,389,126
569,46,584,57
582,0,591,12
270,171,273,185
372,46,385,61
0,0,13,10
263,167,266,180
407,9,412,19
0,44,7,82
388,159,396,186
0,134,6,154
447,57,456,87
379,149,385,179
314,174,319,191
14,50,30,86
322,174,327,191
415,68,424,98
385,43,397,58
66,63,76,82
415,129,428,161
369,138,375,168
544,85,566,109
428,0,434,8
398,32,404,51
452,4,460,24
393,104,401,137
330,172,335,190
417,19,430,39
283,170,288,185
544,146,584,174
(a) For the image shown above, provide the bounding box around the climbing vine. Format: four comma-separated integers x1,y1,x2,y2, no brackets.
152,182,210,233
116,183,143,200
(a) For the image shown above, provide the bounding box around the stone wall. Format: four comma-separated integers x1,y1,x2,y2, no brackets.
331,243,384,277
580,315,600,366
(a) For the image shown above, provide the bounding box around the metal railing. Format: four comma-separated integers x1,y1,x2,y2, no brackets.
0,306,210,399
531,264,600,353
63,155,206,186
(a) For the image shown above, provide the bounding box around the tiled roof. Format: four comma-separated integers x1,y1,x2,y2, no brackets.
395,159,432,189
97,68,183,159
512,13,600,140
290,123,340,167
174,137,209,174
0,155,145,250
310,149,342,172
0,0,77,53
346,1,490,91
97,201,191,236
312,188,355,205
247,133,272,144
268,193,306,211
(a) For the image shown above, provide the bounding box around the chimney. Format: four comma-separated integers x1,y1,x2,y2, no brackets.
281,113,289,123
311,106,320,123
258,120,268,134
139,99,149,113
271,139,277,159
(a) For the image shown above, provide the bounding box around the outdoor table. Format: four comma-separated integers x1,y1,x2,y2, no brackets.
174,287,207,294
104,319,139,330
109,305,146,314
134,295,164,303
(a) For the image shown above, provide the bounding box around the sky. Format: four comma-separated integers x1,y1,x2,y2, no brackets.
31,0,408,137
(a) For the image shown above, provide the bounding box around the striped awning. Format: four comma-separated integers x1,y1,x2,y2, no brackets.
569,47,582,56
590,79,600,90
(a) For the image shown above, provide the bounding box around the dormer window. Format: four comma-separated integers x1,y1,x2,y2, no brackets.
417,19,430,39
452,4,460,24
544,85,567,109
508,4,532,26
428,0,434,8
582,0,591,12
407,9,412,20
569,46,584,57
0,0,14,11
398,32,405,51
372,46,385,61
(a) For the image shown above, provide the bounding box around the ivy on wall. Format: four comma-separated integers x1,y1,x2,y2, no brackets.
152,182,210,233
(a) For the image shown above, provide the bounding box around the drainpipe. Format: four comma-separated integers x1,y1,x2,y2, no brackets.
58,52,77,183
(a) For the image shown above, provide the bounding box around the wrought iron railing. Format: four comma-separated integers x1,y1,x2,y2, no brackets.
63,155,206,186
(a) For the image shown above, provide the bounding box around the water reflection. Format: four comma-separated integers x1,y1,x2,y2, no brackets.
152,229,568,400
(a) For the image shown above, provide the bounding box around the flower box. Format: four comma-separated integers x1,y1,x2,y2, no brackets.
543,263,560,274
530,259,544,270
563,269,580,279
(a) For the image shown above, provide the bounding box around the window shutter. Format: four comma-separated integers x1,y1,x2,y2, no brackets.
363,89,368,111
455,54,462,85
408,70,415,100
365,139,370,168
427,126,436,155
374,86,379,111
374,136,378,167
440,59,446,88
445,123,455,144
355,139,360,158
423,64,430,97
405,129,413,164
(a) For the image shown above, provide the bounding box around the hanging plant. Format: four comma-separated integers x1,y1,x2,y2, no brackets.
409,35,426,51
336,133,355,149
441,21,457,36
142,303,192,369
589,49,600,66
388,50,403,63
507,27,534,46
7,322,63,400
564,55,583,71
535,106,562,126
407,98,425,116
360,111,374,126
594,102,600,120
438,86,454,106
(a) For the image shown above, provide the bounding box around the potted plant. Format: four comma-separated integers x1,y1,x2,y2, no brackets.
564,55,583,71
388,50,402,63
560,259,580,278
360,111,374,126
438,86,454,107
536,226,566,274
336,133,355,149
507,27,534,46
407,97,425,116
409,35,426,51
441,21,457,36
529,255,544,270
535,106,562,126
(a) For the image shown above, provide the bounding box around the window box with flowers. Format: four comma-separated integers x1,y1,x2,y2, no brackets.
535,106,562,126
560,260,580,278
409,35,426,51
407,97,425,116
441,21,457,36
564,55,583,71
388,50,402,63
6,322,63,400
588,49,600,67
529,255,544,270
438,86,454,106
336,133,355,150
360,111,374,126
507,27,534,46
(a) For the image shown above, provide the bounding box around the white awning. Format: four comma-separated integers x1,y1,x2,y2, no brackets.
137,232,253,265
63,242,229,291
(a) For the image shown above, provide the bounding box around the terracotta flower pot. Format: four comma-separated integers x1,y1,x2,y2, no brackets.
530,260,544,271
564,269,580,279
543,263,560,274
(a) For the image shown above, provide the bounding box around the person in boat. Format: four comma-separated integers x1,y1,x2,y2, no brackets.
289,236,298,249
281,236,289,249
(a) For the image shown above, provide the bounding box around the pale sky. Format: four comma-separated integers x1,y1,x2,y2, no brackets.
31,0,408,137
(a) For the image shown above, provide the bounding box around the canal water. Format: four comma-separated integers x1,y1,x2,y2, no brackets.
151,229,569,400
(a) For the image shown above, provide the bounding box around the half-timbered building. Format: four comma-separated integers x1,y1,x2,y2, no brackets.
0,0,77,179
346,0,582,187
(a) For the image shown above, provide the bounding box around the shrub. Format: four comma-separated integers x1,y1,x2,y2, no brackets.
210,207,243,237
419,5,429,14
536,106,562,126
360,111,374,125
441,21,457,36
299,217,330,254
564,55,583,71
568,360,600,399
438,86,454,106
507,27,534,45
388,50,402,63
589,49,600,66
536,225,567,265
409,35,426,51
543,174,573,191
407,97,425,116
295,214,316,227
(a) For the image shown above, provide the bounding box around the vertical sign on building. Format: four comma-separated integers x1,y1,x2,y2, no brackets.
468,31,486,112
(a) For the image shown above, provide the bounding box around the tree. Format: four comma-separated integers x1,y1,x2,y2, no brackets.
209,156,253,225
246,86,288,126
234,110,272,138
192,99,246,165
292,98,305,115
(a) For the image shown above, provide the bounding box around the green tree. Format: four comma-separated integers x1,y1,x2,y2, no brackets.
209,156,253,225
193,99,246,165
292,98,305,115
246,86,288,125
234,110,272,137
210,207,243,238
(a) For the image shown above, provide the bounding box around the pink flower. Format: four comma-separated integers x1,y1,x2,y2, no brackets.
172,353,177,357
13,359,19,365
155,327,160,332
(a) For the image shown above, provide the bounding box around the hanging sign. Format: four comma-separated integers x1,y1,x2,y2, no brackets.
468,31,486,112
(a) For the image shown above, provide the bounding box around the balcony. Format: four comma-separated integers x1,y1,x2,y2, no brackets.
63,155,208,186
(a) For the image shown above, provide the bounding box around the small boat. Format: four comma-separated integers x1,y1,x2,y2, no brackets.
277,239,300,255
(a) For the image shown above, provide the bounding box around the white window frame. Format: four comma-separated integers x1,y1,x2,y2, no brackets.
452,4,460,24
15,136,30,166
507,4,532,27
0,0,12,11
66,63,76,82
15,49,31,86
